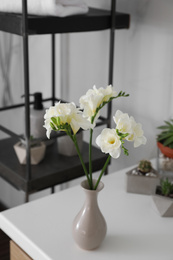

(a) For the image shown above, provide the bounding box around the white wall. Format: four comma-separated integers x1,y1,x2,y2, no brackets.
65,0,173,171
1,0,173,207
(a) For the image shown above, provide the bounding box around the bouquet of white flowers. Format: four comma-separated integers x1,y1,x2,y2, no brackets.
43,85,146,190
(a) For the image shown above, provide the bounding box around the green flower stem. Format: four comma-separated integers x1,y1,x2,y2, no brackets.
94,155,111,190
73,134,92,189
49,91,130,190
89,128,93,189
88,92,129,189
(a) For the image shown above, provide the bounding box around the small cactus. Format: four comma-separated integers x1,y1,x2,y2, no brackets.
138,160,152,174
160,178,173,197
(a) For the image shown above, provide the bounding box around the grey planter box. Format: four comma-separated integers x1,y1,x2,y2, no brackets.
152,191,173,217
57,131,83,156
126,167,160,195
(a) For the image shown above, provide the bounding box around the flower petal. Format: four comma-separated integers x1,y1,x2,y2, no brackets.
96,128,121,158
110,148,121,159
80,85,117,120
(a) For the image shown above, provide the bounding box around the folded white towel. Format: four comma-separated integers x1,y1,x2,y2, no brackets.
0,0,88,17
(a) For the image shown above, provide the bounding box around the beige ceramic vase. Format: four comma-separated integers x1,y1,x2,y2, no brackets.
72,179,107,250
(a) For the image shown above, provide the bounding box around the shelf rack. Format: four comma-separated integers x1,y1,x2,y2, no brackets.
0,0,130,203
0,8,130,35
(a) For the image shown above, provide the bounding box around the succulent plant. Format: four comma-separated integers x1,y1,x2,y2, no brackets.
138,160,152,174
160,178,173,197
157,119,173,149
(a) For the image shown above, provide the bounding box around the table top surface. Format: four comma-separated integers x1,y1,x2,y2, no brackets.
0,161,173,260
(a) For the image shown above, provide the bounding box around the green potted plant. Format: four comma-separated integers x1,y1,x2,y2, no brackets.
126,159,159,195
157,119,173,159
152,178,173,217
160,178,173,197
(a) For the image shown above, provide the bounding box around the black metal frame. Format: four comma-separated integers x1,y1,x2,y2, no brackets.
0,0,129,203
108,0,116,124
22,0,30,202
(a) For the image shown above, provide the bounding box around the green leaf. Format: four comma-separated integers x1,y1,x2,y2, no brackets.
163,136,173,146
57,117,61,126
157,125,170,130
157,132,173,141
165,120,173,127
50,122,57,131
51,117,58,126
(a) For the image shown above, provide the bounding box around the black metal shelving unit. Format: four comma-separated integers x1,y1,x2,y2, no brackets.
0,0,130,203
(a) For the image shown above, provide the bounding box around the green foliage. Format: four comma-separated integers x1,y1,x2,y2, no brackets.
157,119,173,148
50,117,72,135
138,160,152,173
116,129,129,156
160,178,173,197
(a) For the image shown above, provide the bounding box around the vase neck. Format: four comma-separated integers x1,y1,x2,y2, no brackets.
81,179,104,192
83,189,99,209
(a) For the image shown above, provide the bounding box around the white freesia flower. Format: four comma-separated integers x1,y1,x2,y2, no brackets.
113,110,147,148
127,116,147,147
43,102,92,138
98,85,117,102
44,105,58,139
96,128,121,159
43,84,146,190
80,85,117,122
113,110,132,134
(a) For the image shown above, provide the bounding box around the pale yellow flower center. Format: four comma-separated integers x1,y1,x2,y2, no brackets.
119,123,127,133
127,133,134,141
108,137,115,144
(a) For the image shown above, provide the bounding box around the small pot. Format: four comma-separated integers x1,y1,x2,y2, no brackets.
126,167,160,195
152,186,173,217
14,141,46,165
57,131,83,156
157,141,173,159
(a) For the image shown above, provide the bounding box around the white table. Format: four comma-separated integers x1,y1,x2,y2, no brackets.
0,164,173,260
